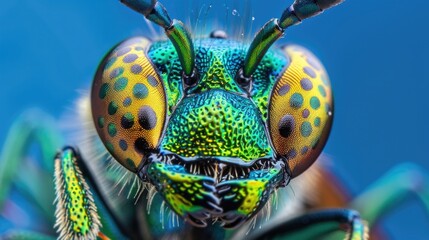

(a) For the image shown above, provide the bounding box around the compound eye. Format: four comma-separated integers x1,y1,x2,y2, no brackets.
268,45,333,178
91,37,166,172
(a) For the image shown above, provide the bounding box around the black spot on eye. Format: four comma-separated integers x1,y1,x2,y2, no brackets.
99,83,109,99
135,138,149,154
121,113,134,129
108,101,118,115
97,117,105,128
278,114,295,138
138,106,157,130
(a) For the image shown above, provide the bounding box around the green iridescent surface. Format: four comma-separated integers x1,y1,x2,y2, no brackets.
148,39,288,120
148,39,287,162
217,168,284,227
148,41,184,114
147,162,219,225
55,149,97,238
161,89,271,161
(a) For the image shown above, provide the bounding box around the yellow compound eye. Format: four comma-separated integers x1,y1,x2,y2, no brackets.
268,45,333,178
91,37,166,172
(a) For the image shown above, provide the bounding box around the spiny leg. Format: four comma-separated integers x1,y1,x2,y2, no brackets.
246,209,368,240
54,147,101,239
0,111,123,239
350,163,429,227
54,147,128,239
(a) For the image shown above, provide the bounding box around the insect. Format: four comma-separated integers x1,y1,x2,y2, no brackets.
1,0,429,239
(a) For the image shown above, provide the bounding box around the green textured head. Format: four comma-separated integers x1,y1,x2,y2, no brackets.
155,39,280,163
147,38,292,227
92,34,333,227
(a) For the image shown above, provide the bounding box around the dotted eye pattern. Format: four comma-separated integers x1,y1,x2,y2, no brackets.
268,45,333,178
91,37,166,172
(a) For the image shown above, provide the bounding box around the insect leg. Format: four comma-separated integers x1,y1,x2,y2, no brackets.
54,147,128,239
0,110,63,233
350,162,429,226
246,209,368,240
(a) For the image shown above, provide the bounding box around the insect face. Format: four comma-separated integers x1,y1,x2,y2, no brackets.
91,35,332,227
88,0,342,228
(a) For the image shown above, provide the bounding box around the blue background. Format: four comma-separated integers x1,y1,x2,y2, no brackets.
1,0,428,239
